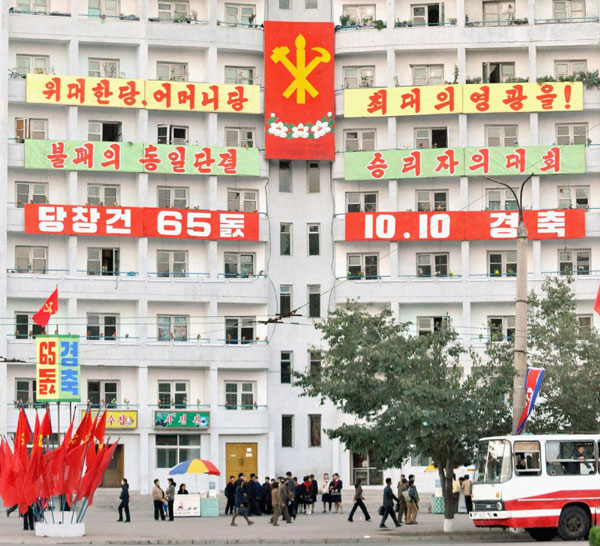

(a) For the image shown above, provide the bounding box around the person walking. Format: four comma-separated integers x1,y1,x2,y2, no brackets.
463,474,473,514
178,483,189,495
22,505,35,531
270,481,282,526
406,475,420,524
321,473,331,513
293,477,303,516
117,478,130,522
348,479,371,522
166,478,176,521
152,479,166,521
397,475,408,523
451,474,460,515
379,477,401,528
262,477,273,514
329,473,343,513
231,477,254,526
225,476,236,515
309,474,318,507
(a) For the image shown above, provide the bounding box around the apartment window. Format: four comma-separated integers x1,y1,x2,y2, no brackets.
15,118,47,142
558,186,589,209
88,121,122,142
308,224,320,256
15,55,48,76
417,316,449,335
88,58,119,78
279,161,291,192
486,125,518,147
157,125,188,145
309,351,322,377
157,62,188,81
412,3,442,25
88,0,119,17
87,248,120,276
158,1,189,20
225,127,255,148
282,415,294,447
417,253,448,277
280,223,292,256
343,66,375,88
227,189,257,212
87,184,119,206
489,251,517,277
487,188,518,210
156,435,199,468
15,182,47,207
279,0,291,8
16,0,48,12
15,246,47,274
157,250,188,278
417,190,447,212
16,379,36,406
342,4,375,25
577,315,592,336
553,0,585,21
415,127,448,149
308,285,320,318
344,129,375,152
559,249,590,275
281,351,292,384
88,380,118,407
305,0,317,8
15,313,44,339
225,66,254,85
224,252,255,277
225,382,255,409
347,254,379,279
483,62,515,83
346,192,377,213
225,317,255,344
158,186,188,209
489,316,515,341
412,65,443,86
157,315,189,341
556,123,587,146
225,3,256,25
483,1,515,23
158,381,188,408
555,60,587,78
309,414,322,447
280,285,292,316
87,313,118,341
307,162,320,193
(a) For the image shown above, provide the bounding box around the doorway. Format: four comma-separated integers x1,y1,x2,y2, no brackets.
101,444,124,487
226,443,258,479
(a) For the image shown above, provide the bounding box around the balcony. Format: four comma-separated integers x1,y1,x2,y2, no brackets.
213,405,270,430
8,7,73,38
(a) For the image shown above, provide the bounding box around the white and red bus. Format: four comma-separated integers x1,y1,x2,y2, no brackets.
470,434,600,541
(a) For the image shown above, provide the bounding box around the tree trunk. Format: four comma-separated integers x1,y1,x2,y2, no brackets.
442,453,455,532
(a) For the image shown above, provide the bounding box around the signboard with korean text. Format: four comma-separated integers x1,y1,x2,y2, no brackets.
344,145,585,180
264,21,335,160
36,335,80,402
345,210,585,242
82,410,138,429
344,81,583,118
154,410,210,429
24,204,260,241
24,140,260,177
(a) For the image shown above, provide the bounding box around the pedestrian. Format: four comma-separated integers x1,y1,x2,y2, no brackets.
379,477,401,528
463,474,473,514
6,504,17,518
309,474,318,507
178,483,189,494
271,481,291,525
406,475,419,524
22,505,34,531
321,473,331,513
329,473,343,513
152,479,166,521
397,475,408,523
231,476,254,526
302,476,313,514
452,473,460,515
251,474,262,515
285,472,296,518
262,477,273,514
293,477,302,516
348,478,371,522
166,478,176,521
117,478,130,522
224,476,236,514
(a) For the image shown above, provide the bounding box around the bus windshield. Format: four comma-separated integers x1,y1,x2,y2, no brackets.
474,440,512,484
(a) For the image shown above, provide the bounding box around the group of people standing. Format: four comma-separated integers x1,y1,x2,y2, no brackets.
151,477,189,522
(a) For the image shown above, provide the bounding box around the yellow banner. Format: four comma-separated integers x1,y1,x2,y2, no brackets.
82,409,138,429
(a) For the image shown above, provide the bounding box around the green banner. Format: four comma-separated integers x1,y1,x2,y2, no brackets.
154,410,210,429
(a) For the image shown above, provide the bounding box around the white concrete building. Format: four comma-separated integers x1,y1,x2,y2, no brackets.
0,0,599,494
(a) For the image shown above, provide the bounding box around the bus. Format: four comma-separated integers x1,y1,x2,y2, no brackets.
470,434,600,541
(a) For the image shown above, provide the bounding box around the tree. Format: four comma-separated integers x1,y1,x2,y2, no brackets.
295,301,513,531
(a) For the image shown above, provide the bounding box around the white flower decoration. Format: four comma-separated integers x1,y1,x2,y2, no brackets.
292,123,310,139
268,121,289,138
327,112,332,118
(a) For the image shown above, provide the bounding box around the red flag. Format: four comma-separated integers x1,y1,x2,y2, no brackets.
40,407,52,437
85,442,118,506
93,411,107,444
594,284,600,315
22,414,44,507
13,408,31,469
32,288,58,328
69,409,92,451
63,442,88,497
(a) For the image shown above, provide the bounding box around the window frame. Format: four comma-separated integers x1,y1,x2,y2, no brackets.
15,378,37,407
224,252,256,278
280,351,292,384
157,186,189,209
224,66,255,85
417,316,449,335
347,253,379,279
307,161,320,193
307,223,320,256
157,315,189,342
86,313,119,341
157,380,189,408
282,415,294,447
342,65,375,88
488,250,518,277
156,433,200,468
224,381,256,409
224,3,257,25
486,187,518,210
417,252,449,277
482,61,516,83
86,247,120,276
346,191,377,213
308,284,321,318
488,316,516,341
224,316,256,344
416,190,448,212
555,123,588,146
87,379,119,407
279,161,292,192
559,248,591,276
156,61,188,82
411,64,444,86
558,185,589,209
344,129,376,152
15,118,48,142
15,181,48,207
88,57,120,78
15,312,45,339
485,125,519,147
280,285,293,316
157,250,188,278
227,188,258,212
157,124,188,145
309,414,322,447
87,183,119,206
280,223,292,256
15,245,47,274
225,127,256,148
15,54,49,76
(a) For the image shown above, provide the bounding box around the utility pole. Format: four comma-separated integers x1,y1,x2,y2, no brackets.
484,174,532,434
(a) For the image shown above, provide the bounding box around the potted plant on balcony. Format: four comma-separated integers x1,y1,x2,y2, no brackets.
339,14,351,26
374,19,385,30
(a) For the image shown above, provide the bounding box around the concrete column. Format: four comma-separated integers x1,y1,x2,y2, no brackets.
138,173,149,206
267,430,275,479
386,46,395,86
461,241,470,278
533,240,542,277
138,0,148,22
136,41,149,80
207,47,218,82
527,0,536,26
209,366,218,413
209,299,219,343
138,238,148,278
208,241,218,279
531,175,540,209
68,236,77,275
460,176,469,209
209,0,218,26
457,46,466,83
528,44,537,83
387,118,397,150
137,364,149,493
68,107,78,140
67,37,78,74
137,298,148,343
458,115,468,147
461,299,471,345
456,0,465,27
386,0,395,31
67,296,77,336
389,242,399,277
529,113,539,146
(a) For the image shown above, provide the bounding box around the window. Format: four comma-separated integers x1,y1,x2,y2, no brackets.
483,1,515,23
417,253,448,277
280,223,292,256
87,247,120,276
88,0,119,17
157,62,188,81
225,317,255,344
558,186,589,209
486,125,518,147
279,0,291,8
342,66,375,88
86,184,119,207
16,379,36,406
280,285,292,316
482,62,515,83
309,414,321,447
417,316,449,335
414,127,448,149
555,59,587,78
282,415,294,447
156,435,200,468
412,64,444,86
559,249,590,275
347,254,379,279
556,123,587,146
15,313,44,339
15,246,47,274
158,186,188,209
308,224,320,256
411,453,433,467
224,3,256,25
309,351,322,377
281,351,292,384
157,250,188,278
344,129,375,151
224,66,254,85
346,192,377,213
545,439,595,476
351,451,383,485
16,0,48,12
88,58,119,78
307,162,320,193
158,1,189,20
87,313,118,341
224,252,255,277
488,251,517,277
279,161,291,192
577,315,592,336
15,182,47,207
488,316,515,341
225,127,255,148
225,381,255,409
416,190,447,212
553,0,585,21
305,0,317,7
342,4,375,24
158,381,188,408
513,441,541,476
487,188,518,210
15,118,47,142
227,189,257,212
88,121,122,142
88,380,118,407
308,285,320,318
15,55,49,76
157,125,188,145
157,315,189,341
412,3,442,25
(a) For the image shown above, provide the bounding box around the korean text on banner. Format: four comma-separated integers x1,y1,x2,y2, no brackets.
36,336,81,402
264,21,335,161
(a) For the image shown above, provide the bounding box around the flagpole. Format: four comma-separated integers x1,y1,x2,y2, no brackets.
70,438,91,523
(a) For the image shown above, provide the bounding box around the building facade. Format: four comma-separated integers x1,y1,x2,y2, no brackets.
1,0,599,493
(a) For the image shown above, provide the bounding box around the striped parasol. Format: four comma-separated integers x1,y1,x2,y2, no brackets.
170,458,221,476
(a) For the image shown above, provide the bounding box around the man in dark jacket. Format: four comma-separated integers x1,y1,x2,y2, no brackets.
380,477,401,528
248,474,262,515
117,478,130,522
225,476,236,515
261,477,273,514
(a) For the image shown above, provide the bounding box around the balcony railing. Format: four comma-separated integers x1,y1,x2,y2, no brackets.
148,16,208,24
9,8,70,16
394,19,457,27
216,20,263,29
78,13,140,21
535,16,599,24
465,17,529,26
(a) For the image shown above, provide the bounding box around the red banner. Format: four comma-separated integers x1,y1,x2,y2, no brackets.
24,204,259,241
264,21,335,161
345,210,585,242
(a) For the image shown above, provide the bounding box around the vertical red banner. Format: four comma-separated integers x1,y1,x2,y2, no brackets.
264,21,335,161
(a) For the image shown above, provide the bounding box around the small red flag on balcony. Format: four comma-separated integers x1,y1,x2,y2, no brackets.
32,288,58,328
595,284,600,316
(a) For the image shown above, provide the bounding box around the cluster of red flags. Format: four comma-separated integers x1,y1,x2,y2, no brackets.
0,407,117,516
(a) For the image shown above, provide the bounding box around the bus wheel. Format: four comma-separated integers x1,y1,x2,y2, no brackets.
527,528,558,541
558,505,590,541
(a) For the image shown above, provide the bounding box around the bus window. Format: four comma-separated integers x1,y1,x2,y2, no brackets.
545,440,596,476
474,440,512,484
514,441,541,476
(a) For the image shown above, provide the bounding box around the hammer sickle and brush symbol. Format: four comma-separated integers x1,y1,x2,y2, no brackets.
43,301,54,313
270,34,331,104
